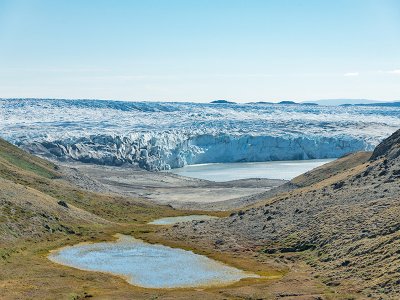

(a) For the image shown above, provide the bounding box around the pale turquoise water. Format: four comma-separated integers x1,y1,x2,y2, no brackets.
168,159,334,181
149,215,218,225
48,234,258,288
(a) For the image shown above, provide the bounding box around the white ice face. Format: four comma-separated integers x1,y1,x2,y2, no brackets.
1,99,399,170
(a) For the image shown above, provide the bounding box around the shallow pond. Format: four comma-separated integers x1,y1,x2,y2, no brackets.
48,234,258,288
168,159,334,181
149,215,218,225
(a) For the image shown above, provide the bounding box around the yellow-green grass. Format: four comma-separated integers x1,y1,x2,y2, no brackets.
291,151,371,188
0,138,60,179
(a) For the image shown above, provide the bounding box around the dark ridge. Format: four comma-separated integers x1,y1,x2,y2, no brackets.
278,101,297,105
301,102,319,106
210,100,236,104
370,129,400,160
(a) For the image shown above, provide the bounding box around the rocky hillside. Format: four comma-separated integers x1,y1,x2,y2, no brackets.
165,129,400,298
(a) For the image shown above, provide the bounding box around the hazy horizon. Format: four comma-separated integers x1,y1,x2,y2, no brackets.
1,0,399,101
0,97,396,104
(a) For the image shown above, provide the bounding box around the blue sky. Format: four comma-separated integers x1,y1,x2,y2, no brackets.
0,0,399,102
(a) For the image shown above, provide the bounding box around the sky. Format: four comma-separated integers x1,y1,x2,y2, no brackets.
0,0,399,102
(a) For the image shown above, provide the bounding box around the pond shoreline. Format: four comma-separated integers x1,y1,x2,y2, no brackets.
48,234,260,289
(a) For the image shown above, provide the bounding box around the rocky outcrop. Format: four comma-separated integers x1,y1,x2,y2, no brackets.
370,128,400,160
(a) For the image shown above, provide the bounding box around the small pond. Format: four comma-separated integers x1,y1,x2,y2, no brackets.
149,215,218,225
48,234,258,288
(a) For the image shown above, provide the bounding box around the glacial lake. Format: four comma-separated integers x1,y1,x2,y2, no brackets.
48,234,258,288
168,159,334,181
149,215,218,225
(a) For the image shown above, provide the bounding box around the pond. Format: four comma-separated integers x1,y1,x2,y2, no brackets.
168,159,334,181
48,234,258,288
149,215,218,225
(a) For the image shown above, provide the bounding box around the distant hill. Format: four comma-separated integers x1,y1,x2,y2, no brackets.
278,100,296,105
300,102,319,106
210,100,236,104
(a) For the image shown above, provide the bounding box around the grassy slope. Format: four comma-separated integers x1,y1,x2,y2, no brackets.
0,138,60,180
291,152,372,188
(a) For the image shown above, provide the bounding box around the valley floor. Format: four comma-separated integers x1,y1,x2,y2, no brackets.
59,161,286,210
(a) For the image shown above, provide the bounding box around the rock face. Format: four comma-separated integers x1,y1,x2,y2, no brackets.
370,129,400,160
1,99,399,170
166,129,400,298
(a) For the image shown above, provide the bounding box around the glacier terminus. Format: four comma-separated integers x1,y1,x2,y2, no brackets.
1,99,399,171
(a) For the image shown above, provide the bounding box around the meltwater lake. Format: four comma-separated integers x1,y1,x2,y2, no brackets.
168,159,334,181
49,234,258,288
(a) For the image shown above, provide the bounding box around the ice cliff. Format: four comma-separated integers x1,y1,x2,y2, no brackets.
1,99,399,170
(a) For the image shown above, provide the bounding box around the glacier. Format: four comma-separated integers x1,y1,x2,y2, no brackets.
0,98,399,171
